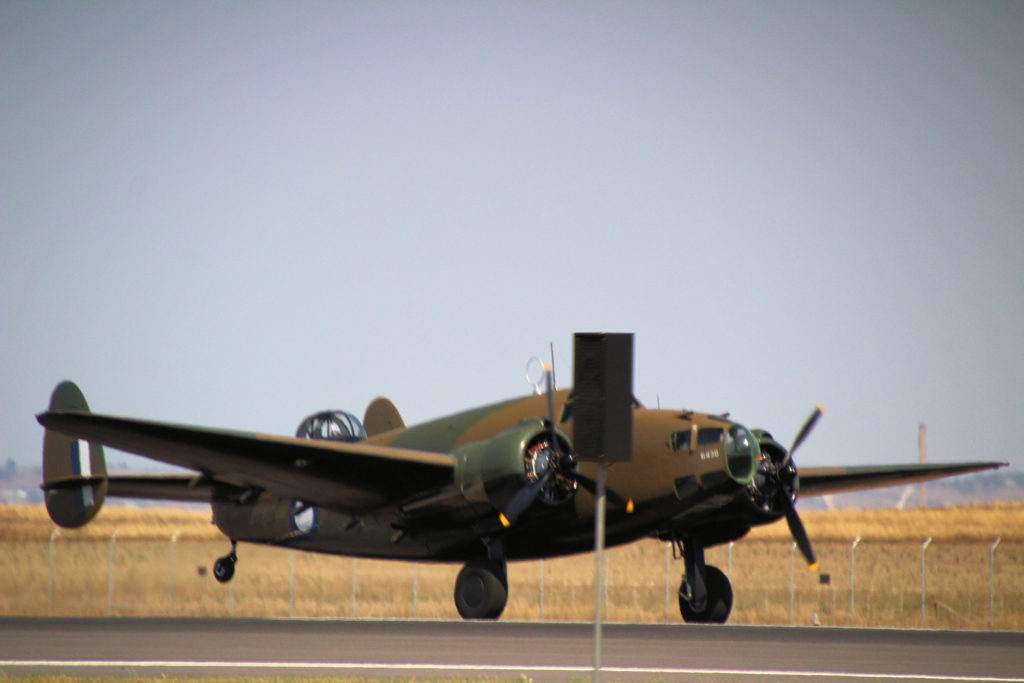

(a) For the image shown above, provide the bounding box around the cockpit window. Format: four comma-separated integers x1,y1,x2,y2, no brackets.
697,427,723,446
671,430,692,451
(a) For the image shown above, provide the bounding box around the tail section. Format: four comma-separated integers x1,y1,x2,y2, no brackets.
41,381,107,528
363,397,405,437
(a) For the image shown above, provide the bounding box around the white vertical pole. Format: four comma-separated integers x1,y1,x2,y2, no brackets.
107,529,118,616
850,536,861,615
921,537,932,627
989,537,1001,630
604,551,610,617
592,463,607,683
48,528,59,615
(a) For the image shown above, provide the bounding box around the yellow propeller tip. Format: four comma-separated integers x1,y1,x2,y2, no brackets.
626,499,635,514
817,404,825,414
543,363,553,371
499,513,511,528
809,562,820,572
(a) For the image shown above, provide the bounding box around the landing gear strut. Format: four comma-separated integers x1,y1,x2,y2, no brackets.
213,541,237,584
677,534,733,623
454,539,508,619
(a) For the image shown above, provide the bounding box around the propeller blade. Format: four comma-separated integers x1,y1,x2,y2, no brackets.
576,473,635,514
500,468,554,527
782,404,824,468
780,493,817,570
544,364,560,448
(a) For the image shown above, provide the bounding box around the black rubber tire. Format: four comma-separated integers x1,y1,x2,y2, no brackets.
213,556,235,583
454,560,508,619
679,565,733,623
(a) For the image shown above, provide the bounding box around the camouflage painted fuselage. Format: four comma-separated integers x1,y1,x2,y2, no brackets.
213,390,768,562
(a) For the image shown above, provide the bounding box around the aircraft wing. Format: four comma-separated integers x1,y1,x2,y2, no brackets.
37,410,455,513
798,461,1007,497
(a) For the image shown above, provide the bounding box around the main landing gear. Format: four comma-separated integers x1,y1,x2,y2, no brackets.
677,534,733,624
213,541,238,584
454,539,508,619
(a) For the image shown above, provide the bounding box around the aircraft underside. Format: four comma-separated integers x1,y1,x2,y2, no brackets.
207,489,758,622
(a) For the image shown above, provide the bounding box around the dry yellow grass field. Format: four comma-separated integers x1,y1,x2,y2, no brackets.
2,503,1021,629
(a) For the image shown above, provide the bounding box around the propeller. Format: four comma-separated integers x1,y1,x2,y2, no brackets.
757,405,824,570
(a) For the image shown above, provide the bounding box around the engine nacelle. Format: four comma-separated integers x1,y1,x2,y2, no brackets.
452,418,576,513
295,410,367,442
743,428,798,519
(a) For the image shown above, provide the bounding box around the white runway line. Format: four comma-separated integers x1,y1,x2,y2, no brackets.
1,660,1022,682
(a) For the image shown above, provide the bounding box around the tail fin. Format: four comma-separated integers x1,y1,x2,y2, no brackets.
41,381,107,528
363,397,405,437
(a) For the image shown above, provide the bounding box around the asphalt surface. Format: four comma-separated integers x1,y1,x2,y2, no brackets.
2,618,1023,681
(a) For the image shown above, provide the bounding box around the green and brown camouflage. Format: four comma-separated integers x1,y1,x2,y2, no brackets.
36,352,1007,622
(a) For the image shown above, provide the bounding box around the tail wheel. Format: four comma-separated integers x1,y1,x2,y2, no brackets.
679,565,732,623
213,555,235,583
454,560,507,619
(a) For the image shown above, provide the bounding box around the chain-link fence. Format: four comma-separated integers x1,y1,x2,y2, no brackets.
4,532,1021,629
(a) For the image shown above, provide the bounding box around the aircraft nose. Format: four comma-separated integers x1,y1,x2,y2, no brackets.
724,423,759,485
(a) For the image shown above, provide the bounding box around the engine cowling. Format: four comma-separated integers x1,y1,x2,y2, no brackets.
452,418,577,515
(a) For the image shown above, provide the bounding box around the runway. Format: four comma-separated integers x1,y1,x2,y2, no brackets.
2,618,1023,681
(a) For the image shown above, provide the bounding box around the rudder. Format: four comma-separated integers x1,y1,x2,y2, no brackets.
363,397,405,437
41,381,107,528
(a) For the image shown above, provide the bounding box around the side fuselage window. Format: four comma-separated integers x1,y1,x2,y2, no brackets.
697,427,724,446
671,430,692,451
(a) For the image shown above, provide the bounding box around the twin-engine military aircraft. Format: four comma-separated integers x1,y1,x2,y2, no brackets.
38,334,1005,623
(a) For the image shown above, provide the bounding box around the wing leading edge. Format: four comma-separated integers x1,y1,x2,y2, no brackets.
37,410,455,513
798,461,1007,497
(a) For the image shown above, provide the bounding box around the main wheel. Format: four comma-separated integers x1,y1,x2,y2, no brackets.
454,560,508,619
679,565,732,623
213,555,235,583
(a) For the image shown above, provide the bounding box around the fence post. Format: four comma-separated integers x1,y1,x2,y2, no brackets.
289,551,295,618
538,559,544,621
350,558,358,618
413,563,419,618
920,537,932,627
664,542,671,623
989,537,1001,630
48,528,59,615
849,536,861,615
789,542,796,624
107,529,119,616
169,530,180,613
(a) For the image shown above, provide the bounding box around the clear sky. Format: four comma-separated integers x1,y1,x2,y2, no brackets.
2,2,1022,478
